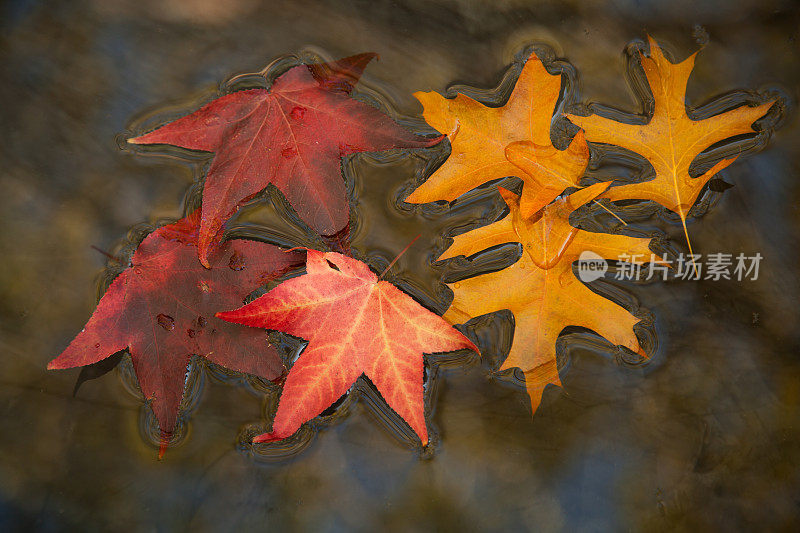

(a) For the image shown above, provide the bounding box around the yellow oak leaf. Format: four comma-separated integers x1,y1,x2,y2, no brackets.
406,53,589,217
567,36,775,253
439,182,658,412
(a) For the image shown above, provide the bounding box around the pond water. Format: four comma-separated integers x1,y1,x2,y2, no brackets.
1,0,799,530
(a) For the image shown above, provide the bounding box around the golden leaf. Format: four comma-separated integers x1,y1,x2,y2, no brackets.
440,182,658,412
407,53,589,217
567,36,775,254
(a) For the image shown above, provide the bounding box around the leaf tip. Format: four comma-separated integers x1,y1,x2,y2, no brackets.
158,432,170,459
412,90,441,109
197,247,213,269
252,432,281,444
496,186,519,206
215,308,252,327
442,305,469,326
46,356,72,370
570,128,588,146
404,189,423,204
523,50,541,64
435,248,455,262
463,337,481,357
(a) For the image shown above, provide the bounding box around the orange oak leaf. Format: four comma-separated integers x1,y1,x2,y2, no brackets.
406,53,589,217
216,250,478,445
439,182,658,412
566,36,775,254
48,211,304,456
130,54,440,267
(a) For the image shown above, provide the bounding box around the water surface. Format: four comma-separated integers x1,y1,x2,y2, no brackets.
1,0,799,530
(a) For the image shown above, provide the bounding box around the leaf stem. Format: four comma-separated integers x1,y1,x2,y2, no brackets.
378,234,421,280
91,245,123,264
591,200,627,226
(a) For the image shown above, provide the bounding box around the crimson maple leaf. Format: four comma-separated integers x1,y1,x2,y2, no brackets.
129,54,441,267
48,211,304,456
216,250,478,445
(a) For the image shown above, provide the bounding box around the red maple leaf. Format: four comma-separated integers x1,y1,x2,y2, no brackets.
47,211,304,456
129,54,441,267
216,250,479,445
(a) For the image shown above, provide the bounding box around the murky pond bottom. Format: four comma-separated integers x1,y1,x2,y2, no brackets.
1,1,800,530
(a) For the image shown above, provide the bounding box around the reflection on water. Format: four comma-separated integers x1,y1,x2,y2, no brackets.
1,0,799,530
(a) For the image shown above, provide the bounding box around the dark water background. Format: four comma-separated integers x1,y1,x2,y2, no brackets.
1,0,800,530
